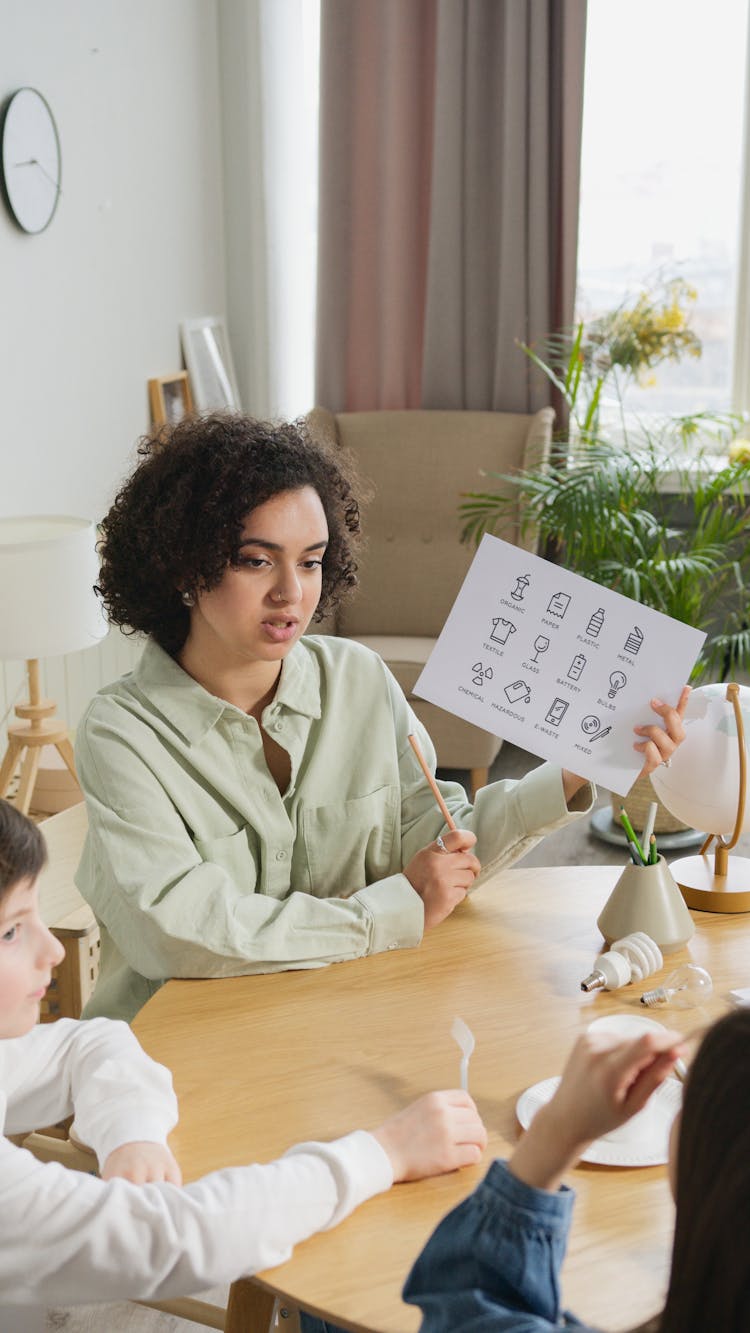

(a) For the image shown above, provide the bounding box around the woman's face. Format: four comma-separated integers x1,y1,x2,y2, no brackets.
186,486,329,668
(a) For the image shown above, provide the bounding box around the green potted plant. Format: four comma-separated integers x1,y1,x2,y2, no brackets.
459,280,750,828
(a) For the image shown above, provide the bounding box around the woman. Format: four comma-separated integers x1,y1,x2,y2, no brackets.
75,414,687,1021
404,1009,750,1332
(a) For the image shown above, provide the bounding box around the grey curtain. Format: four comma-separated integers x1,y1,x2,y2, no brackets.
316,0,438,412
421,0,587,411
316,0,587,414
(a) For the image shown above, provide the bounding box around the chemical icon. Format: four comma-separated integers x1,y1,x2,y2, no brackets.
624,626,644,655
568,653,586,680
586,607,605,637
545,697,569,726
511,574,530,602
547,591,571,618
530,634,550,663
490,617,517,645
472,662,494,688
504,679,532,705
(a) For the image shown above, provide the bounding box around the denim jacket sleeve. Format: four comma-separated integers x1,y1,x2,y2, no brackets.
403,1160,600,1332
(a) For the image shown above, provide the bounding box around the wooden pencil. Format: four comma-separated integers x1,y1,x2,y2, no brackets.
407,733,457,831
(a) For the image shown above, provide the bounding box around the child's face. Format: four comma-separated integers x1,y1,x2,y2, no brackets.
0,876,65,1038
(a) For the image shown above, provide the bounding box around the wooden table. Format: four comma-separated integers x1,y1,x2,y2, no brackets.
133,866,748,1333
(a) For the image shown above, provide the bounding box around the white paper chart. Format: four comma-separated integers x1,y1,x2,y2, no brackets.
414,535,706,795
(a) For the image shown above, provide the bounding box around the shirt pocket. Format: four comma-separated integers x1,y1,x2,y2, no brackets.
300,785,399,897
193,825,261,892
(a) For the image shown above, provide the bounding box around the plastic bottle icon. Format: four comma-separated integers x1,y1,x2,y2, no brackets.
586,607,605,637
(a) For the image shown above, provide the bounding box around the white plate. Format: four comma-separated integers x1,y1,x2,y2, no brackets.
587,1013,669,1040
516,1071,682,1168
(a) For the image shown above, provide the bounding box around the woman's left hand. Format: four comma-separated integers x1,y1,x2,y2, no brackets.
562,684,691,803
633,684,690,777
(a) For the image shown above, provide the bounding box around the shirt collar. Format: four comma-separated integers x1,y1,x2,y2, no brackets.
132,638,321,745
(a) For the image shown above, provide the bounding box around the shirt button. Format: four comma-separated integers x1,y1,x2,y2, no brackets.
273,721,283,733
387,942,398,950
275,850,287,861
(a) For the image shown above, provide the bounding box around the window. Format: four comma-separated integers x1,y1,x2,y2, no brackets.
576,0,749,418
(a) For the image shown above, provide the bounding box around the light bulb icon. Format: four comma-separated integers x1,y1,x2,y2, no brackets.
641,963,713,1009
608,670,627,699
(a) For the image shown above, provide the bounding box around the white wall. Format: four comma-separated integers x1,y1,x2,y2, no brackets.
0,0,229,744
1,0,226,521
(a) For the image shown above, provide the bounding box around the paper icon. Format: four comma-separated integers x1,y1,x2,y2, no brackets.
547,591,571,618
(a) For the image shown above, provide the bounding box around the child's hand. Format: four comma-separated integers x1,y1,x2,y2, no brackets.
371,1090,487,1182
510,1029,685,1193
101,1141,183,1185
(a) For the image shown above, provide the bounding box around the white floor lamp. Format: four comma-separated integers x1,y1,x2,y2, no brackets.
0,516,107,814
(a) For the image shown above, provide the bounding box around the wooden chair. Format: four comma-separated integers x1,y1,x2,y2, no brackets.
21,1127,293,1331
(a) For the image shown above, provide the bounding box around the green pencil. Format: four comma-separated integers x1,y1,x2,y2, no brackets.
619,806,646,863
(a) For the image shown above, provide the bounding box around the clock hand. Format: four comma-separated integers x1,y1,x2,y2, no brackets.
13,158,62,193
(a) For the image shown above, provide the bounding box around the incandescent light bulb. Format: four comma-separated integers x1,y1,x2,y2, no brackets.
640,963,713,1009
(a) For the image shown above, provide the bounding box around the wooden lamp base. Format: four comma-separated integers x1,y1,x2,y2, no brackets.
671,854,750,914
0,660,78,816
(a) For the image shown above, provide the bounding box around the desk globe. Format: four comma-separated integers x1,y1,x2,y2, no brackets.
650,682,750,911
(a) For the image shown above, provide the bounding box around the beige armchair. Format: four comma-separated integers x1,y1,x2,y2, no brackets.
306,408,553,795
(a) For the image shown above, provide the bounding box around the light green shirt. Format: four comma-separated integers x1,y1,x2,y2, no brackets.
75,636,594,1021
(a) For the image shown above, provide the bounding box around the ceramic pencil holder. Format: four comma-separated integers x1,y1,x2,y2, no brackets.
597,855,695,953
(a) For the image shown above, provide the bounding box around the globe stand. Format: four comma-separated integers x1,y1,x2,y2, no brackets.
670,683,750,913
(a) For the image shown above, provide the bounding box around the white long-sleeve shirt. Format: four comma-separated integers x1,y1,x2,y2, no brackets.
1,1018,392,1329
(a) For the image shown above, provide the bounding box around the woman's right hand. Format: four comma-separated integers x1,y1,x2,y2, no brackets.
371,1090,487,1182
510,1029,686,1192
404,829,481,928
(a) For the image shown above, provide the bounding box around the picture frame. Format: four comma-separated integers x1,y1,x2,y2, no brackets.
148,371,194,426
179,316,241,412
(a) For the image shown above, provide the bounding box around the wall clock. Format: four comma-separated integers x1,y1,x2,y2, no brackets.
1,87,61,233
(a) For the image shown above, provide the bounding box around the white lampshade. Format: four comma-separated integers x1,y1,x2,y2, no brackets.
0,516,108,660
650,683,750,836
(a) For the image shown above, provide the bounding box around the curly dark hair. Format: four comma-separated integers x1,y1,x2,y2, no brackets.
96,414,362,655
